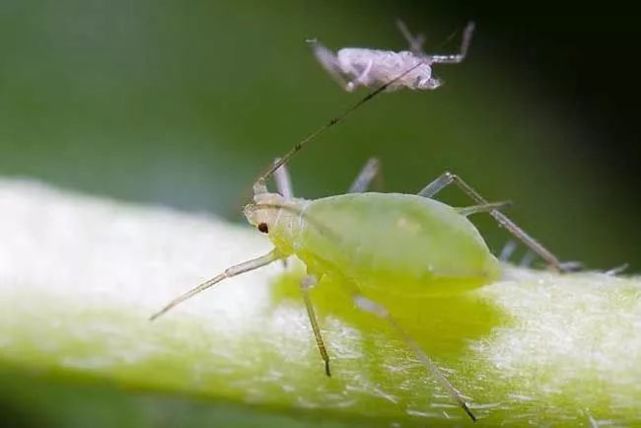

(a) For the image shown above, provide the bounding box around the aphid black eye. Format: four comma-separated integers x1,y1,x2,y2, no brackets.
258,223,269,234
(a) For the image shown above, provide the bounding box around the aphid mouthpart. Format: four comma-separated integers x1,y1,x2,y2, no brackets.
416,75,443,90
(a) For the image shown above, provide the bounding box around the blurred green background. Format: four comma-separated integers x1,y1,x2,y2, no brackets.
1,1,639,268
1,0,640,426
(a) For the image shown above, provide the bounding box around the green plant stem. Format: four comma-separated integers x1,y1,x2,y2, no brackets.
0,179,639,426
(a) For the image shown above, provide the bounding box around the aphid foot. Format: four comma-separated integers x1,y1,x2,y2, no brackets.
462,402,477,422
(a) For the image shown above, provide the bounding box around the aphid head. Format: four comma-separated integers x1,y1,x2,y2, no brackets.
416,75,443,90
243,192,286,234
244,191,306,256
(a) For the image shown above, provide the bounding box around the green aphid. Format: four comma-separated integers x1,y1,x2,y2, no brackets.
150,63,564,422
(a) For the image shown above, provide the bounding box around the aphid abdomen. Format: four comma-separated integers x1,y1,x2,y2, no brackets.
336,49,432,90
295,193,501,297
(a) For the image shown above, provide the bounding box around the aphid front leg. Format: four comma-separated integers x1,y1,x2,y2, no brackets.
273,158,294,200
348,157,382,193
149,249,282,321
273,159,294,268
352,293,477,422
418,171,564,272
345,59,374,92
308,39,353,91
499,240,518,262
300,275,332,377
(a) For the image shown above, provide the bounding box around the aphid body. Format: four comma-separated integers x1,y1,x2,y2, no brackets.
245,191,501,298
318,47,442,91
153,161,551,421
310,21,475,91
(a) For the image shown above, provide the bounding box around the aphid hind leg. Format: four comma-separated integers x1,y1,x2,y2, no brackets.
348,157,382,193
457,200,511,216
149,249,282,321
428,21,475,65
351,293,476,422
300,275,331,377
418,171,564,272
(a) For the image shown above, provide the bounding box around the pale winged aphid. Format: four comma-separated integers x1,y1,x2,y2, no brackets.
309,20,475,92
150,42,566,422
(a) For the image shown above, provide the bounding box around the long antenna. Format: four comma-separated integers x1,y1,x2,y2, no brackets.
256,61,426,185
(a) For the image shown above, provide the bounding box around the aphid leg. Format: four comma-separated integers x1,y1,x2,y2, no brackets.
272,157,293,267
428,21,475,64
396,19,426,54
346,60,373,92
457,201,511,216
348,157,382,193
300,275,331,377
499,240,517,262
307,39,352,90
519,251,536,268
604,263,628,276
273,158,294,200
558,261,583,272
149,249,282,321
418,171,564,272
352,293,477,422
583,408,600,428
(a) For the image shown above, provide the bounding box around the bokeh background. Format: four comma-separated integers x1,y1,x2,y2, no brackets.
1,1,640,426
2,1,640,269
